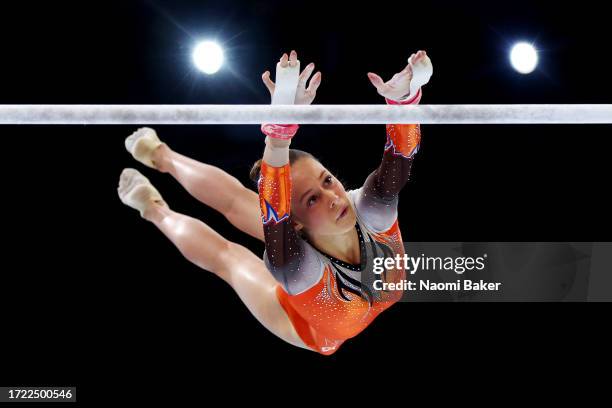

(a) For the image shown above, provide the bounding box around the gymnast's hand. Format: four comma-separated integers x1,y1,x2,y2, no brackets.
367,50,433,102
262,50,322,105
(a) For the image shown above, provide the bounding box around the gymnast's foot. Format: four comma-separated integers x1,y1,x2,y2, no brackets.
117,168,166,218
125,127,164,169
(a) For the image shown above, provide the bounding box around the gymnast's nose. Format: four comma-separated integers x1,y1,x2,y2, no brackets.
327,191,340,209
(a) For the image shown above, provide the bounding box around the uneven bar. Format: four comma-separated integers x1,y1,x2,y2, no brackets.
0,104,611,124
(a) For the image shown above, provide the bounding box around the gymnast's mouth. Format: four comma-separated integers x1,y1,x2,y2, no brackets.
336,205,349,221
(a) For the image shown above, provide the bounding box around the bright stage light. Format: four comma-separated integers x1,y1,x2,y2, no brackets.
193,41,224,74
510,42,538,74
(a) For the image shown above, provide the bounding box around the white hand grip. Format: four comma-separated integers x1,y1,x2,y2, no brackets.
271,60,300,105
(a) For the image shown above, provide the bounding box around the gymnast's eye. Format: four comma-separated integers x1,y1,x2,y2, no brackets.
307,195,318,207
324,175,333,185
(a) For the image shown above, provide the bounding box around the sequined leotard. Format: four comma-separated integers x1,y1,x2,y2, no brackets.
258,90,423,355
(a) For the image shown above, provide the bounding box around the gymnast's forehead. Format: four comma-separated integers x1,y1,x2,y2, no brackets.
291,157,328,181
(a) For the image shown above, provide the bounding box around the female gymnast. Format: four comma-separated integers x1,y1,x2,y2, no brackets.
118,49,433,355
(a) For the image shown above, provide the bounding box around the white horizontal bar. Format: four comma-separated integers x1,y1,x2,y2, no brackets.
0,104,610,124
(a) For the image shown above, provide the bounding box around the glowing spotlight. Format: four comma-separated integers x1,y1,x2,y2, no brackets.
510,42,538,74
193,41,224,74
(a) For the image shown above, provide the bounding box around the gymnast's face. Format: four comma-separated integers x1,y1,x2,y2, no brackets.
290,157,356,237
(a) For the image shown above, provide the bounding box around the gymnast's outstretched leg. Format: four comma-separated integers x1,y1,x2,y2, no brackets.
125,128,263,242
117,168,310,351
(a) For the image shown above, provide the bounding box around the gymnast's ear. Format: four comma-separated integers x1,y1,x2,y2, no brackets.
293,219,304,232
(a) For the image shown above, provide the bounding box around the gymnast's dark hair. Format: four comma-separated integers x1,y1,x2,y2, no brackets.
249,149,317,185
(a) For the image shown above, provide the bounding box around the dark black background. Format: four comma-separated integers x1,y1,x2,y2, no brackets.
1,0,609,403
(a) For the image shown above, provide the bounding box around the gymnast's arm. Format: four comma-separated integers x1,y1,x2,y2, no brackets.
258,50,324,294
354,51,432,231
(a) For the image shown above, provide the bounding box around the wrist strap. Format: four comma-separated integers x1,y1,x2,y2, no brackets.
386,87,423,105
261,123,299,140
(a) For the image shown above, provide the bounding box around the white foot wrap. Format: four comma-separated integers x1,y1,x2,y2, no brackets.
118,168,163,217
125,127,162,169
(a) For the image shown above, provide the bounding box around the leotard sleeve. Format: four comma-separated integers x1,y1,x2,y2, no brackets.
258,127,325,295
353,89,423,232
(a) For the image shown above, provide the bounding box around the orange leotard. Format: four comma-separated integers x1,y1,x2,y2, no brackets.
258,90,422,355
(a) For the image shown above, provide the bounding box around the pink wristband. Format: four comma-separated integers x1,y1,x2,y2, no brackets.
261,123,300,140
